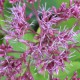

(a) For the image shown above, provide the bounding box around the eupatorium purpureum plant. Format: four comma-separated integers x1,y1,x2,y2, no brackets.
0,0,80,80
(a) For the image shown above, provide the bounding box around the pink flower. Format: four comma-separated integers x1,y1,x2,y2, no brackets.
9,0,19,4
0,0,80,79
0,56,22,79
6,3,30,39
74,0,80,6
31,25,78,74
27,0,37,4
70,5,80,18
38,8,62,29
65,72,80,80
0,42,12,57
52,2,71,20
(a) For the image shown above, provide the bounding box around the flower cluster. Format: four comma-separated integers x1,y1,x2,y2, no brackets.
32,26,78,74
51,0,80,21
0,0,80,80
0,41,12,57
0,56,22,80
6,3,30,39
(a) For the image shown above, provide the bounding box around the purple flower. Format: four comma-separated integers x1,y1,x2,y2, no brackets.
38,8,62,29
70,5,80,18
0,41,13,57
0,56,22,79
74,0,80,6
0,0,80,79
52,2,71,20
6,3,30,39
31,26,79,74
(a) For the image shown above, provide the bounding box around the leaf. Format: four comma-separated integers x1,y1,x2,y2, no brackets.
23,32,35,41
54,62,80,80
74,33,80,42
30,66,48,80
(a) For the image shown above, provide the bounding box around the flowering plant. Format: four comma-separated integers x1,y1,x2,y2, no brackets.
0,0,80,80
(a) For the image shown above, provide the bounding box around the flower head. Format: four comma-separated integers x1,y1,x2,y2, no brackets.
0,41,12,57
0,56,22,79
6,3,30,39
74,0,80,6
38,7,62,29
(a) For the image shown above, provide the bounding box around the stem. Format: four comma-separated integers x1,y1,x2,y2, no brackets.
12,50,24,53
8,50,24,54
38,0,41,9
1,9,5,21
75,48,80,53
29,28,39,35
49,73,53,80
0,27,7,34
26,2,41,30
32,4,42,31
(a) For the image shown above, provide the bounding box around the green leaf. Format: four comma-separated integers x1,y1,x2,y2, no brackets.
54,62,80,80
74,33,80,42
30,66,48,80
